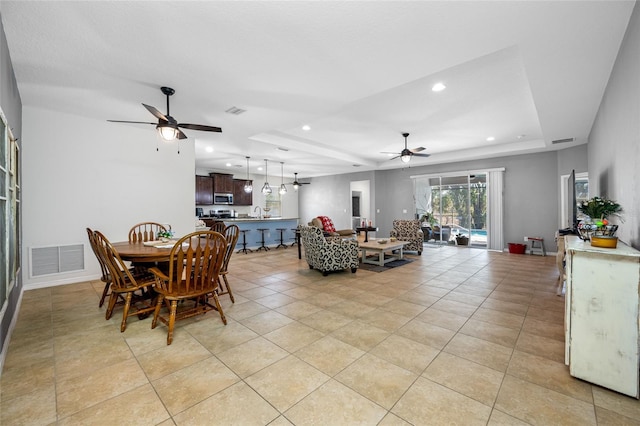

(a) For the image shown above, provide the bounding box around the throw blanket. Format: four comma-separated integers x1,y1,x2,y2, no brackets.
317,216,336,233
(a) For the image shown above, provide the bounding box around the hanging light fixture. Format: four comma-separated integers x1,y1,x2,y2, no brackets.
243,156,253,193
279,162,287,195
157,124,178,141
261,159,272,194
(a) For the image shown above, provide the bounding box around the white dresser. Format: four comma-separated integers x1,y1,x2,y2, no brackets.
564,236,640,397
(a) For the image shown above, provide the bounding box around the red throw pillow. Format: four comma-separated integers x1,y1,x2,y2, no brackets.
317,216,336,233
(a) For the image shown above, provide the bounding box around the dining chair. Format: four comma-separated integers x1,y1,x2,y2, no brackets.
210,221,226,233
93,230,157,332
128,222,168,243
86,227,112,307
148,230,227,345
217,224,239,303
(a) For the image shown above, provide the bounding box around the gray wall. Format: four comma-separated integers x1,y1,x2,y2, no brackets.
0,10,23,363
588,0,640,249
300,149,573,252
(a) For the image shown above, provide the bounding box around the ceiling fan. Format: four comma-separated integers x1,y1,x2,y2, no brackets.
383,132,430,163
287,173,311,190
107,86,222,141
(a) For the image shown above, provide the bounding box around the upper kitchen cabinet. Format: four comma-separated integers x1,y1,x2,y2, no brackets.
233,179,253,206
210,173,234,193
195,175,214,205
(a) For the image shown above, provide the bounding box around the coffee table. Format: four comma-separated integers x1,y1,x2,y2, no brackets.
359,239,409,266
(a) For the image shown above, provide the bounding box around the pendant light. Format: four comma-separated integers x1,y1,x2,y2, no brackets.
261,159,272,194
243,156,253,193
279,162,287,195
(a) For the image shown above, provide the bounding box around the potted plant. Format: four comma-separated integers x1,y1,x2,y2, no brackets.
157,229,174,242
577,196,623,247
455,233,469,246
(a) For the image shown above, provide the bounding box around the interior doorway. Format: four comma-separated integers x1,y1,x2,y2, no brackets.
350,180,370,231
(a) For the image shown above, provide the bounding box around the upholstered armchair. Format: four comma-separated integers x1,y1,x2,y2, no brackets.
299,225,359,276
309,216,355,238
389,219,424,255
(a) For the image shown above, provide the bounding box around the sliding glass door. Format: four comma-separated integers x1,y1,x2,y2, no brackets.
415,171,494,249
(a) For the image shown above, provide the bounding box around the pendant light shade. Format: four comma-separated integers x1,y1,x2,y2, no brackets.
262,159,272,194
279,162,287,195
243,156,253,193
157,124,178,141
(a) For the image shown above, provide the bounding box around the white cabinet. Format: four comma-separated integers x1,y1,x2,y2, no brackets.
564,236,640,397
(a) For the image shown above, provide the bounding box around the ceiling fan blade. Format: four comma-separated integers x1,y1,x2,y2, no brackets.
411,147,426,153
413,153,431,157
107,120,156,125
178,123,222,132
142,103,168,121
177,129,188,140
388,155,400,160
380,151,401,155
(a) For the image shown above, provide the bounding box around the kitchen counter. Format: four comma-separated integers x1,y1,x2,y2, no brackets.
222,218,299,250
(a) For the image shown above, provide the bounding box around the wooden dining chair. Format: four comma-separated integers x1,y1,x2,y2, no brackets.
210,221,226,233
86,227,112,307
217,224,239,303
94,230,157,332
148,231,227,345
128,222,168,243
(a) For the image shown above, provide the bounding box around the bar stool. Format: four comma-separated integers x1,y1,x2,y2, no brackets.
526,236,546,256
275,228,288,249
237,229,252,254
256,228,270,251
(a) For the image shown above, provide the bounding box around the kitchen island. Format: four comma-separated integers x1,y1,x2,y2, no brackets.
222,217,299,250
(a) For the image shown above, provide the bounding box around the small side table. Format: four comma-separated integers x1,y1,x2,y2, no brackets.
356,226,378,243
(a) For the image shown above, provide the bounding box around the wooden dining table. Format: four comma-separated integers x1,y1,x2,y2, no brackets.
111,240,176,263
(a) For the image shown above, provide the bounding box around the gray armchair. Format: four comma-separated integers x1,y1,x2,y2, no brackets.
299,225,359,276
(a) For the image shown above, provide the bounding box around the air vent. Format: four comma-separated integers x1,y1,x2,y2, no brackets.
30,244,84,277
552,137,575,144
225,106,246,115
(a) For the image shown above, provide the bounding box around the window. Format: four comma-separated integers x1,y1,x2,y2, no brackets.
0,110,20,309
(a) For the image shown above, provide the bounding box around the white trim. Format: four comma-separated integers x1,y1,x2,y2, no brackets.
410,167,505,180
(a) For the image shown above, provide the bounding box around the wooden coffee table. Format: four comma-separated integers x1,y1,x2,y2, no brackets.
359,239,409,266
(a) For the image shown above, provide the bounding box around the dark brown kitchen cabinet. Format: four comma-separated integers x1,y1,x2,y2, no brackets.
233,179,253,206
195,175,214,205
210,173,234,193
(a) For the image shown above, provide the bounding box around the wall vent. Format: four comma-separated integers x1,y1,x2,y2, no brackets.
30,244,84,277
225,106,246,115
552,137,575,144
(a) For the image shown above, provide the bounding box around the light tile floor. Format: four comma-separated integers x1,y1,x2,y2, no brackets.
3,243,640,425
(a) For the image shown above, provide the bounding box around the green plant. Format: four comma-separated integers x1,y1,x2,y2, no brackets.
419,212,436,227
578,196,622,220
157,229,174,239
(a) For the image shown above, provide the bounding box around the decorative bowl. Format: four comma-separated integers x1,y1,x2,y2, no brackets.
389,237,397,242
377,239,388,244
590,235,618,248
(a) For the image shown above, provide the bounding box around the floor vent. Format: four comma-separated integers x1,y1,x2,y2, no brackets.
30,244,85,277
552,137,575,144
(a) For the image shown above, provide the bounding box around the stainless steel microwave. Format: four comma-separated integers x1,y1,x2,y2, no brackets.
214,193,233,205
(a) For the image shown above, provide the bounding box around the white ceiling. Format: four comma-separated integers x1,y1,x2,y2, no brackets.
1,1,635,179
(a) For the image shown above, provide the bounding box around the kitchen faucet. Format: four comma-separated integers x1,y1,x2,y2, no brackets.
254,206,262,219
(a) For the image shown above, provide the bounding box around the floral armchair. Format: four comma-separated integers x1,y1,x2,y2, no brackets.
299,225,359,276
390,219,424,255
308,216,355,238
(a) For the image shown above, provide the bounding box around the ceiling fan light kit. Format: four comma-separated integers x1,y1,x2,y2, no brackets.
384,132,431,163
108,86,222,147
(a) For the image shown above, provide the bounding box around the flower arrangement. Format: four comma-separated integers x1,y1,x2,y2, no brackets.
577,196,622,241
578,196,622,220
157,229,174,240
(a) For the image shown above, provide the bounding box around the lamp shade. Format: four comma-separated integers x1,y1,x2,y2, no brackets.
157,125,178,141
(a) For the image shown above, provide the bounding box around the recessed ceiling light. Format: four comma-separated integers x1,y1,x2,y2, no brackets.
432,82,446,92
225,162,232,167
205,146,214,153
302,125,311,131
517,134,526,139
258,166,263,171
486,136,495,142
